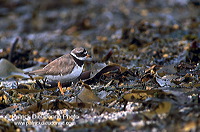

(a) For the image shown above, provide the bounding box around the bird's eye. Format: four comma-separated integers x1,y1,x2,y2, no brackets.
81,49,87,55
83,51,87,55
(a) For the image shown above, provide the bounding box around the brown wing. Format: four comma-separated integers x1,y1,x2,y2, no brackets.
28,54,75,75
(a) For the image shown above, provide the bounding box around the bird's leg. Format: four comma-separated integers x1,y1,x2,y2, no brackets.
58,81,64,95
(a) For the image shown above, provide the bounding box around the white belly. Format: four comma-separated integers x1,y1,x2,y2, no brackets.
45,65,83,82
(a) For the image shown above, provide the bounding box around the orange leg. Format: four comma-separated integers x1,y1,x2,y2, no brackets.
58,81,64,95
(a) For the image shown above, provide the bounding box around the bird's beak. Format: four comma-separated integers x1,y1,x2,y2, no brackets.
86,54,90,58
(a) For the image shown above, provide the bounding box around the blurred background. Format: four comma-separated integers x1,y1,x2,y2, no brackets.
0,0,199,68
0,1,200,131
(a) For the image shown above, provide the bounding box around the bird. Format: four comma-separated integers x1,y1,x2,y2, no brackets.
25,47,90,94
